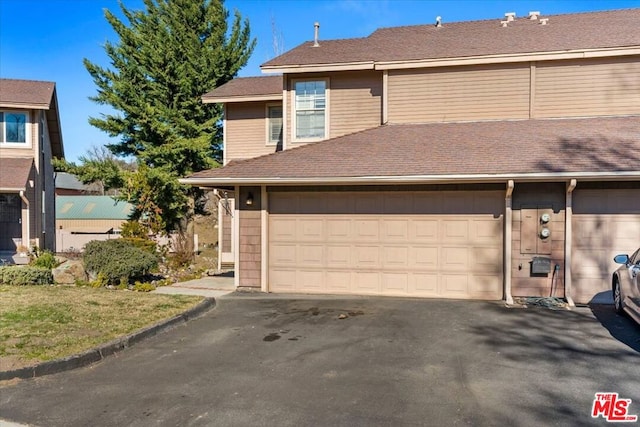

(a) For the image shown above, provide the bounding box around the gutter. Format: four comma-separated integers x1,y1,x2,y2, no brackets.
180,171,640,187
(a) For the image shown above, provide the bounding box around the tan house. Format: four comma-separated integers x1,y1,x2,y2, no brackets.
0,79,64,262
183,9,640,305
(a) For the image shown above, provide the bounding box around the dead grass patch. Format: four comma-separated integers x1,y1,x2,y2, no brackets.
0,285,202,370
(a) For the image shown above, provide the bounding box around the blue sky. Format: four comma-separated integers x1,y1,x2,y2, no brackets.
1,0,639,162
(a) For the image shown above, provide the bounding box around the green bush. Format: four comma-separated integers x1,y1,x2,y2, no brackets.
121,237,157,254
120,220,149,239
0,266,53,285
30,250,59,269
83,239,158,286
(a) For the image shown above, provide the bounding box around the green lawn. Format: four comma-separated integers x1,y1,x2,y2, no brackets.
0,285,202,371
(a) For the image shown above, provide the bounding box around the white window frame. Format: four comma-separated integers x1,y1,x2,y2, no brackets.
265,103,283,146
0,110,31,147
291,78,329,143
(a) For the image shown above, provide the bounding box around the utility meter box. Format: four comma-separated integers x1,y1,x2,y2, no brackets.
531,256,551,274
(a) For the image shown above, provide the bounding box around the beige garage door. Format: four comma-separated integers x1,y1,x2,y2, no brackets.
572,189,640,304
268,191,503,299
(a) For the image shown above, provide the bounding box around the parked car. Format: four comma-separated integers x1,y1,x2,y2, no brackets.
612,248,640,325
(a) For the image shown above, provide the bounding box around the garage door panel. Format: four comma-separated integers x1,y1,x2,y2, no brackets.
471,275,502,298
412,246,439,269
441,246,469,270
383,219,409,240
298,219,324,241
299,245,324,267
355,219,379,240
353,271,380,292
326,245,351,268
327,219,351,239
297,270,324,289
326,271,351,291
270,244,297,265
270,218,296,240
572,188,640,304
442,274,469,294
471,247,502,273
442,220,469,240
382,246,409,268
354,245,379,266
382,272,409,293
270,269,296,291
411,273,439,295
268,191,503,299
413,220,439,242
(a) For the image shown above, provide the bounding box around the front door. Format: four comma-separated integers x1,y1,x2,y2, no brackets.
0,194,22,251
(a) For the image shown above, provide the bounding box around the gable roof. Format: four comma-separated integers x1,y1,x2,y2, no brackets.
56,196,133,220
184,116,640,185
0,78,64,158
202,76,282,103
262,9,640,71
0,158,34,191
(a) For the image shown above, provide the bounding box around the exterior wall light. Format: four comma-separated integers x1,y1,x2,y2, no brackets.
246,193,253,206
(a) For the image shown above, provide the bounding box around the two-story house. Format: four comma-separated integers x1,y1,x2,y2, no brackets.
0,79,64,262
183,9,640,305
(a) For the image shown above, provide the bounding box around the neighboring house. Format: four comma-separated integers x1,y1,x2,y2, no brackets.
55,195,133,252
183,9,640,305
55,172,103,196
0,79,64,263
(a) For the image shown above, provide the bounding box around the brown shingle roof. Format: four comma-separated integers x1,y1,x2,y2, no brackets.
202,76,282,101
0,158,34,191
262,9,640,68
0,79,55,108
186,116,640,183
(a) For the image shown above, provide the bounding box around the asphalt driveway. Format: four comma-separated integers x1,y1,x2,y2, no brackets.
1,295,639,426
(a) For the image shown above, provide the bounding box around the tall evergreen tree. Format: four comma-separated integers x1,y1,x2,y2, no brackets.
84,0,255,232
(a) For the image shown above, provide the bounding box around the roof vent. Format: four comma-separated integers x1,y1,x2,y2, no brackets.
528,11,541,20
539,18,549,25
435,16,442,28
504,12,516,22
313,22,320,47
500,20,509,27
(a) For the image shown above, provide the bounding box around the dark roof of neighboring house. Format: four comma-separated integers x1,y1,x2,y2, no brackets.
56,196,133,220
0,158,34,191
202,76,282,102
185,116,640,184
0,78,64,158
262,9,640,68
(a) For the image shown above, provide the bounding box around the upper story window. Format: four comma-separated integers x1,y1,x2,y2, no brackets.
267,104,283,145
0,111,28,144
294,80,326,140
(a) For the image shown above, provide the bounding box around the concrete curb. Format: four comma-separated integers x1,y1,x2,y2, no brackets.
0,298,216,382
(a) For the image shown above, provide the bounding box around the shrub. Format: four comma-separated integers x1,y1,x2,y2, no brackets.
120,220,149,239
121,237,157,254
0,266,53,285
133,281,156,292
83,240,158,286
30,250,59,270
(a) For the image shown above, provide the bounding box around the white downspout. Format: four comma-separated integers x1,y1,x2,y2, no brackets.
564,179,577,307
19,190,30,250
504,180,514,305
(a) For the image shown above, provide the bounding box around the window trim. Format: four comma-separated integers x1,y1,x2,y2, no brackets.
0,110,31,147
290,78,329,143
265,103,283,146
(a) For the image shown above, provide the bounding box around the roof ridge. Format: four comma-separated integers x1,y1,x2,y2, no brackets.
0,78,55,85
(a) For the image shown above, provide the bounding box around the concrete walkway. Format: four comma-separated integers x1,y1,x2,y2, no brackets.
153,273,236,298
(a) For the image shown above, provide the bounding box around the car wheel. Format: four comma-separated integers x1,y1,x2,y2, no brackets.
613,280,624,315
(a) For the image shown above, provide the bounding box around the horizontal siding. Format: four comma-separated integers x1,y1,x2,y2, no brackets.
286,71,383,147
226,102,278,162
57,219,127,232
388,64,530,123
534,57,640,118
329,71,382,138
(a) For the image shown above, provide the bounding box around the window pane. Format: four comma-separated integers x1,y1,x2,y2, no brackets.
296,111,325,139
268,106,283,143
294,81,326,139
5,113,26,143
